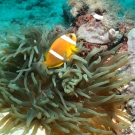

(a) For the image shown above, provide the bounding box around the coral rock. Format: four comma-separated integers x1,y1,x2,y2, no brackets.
127,28,135,54
127,28,135,75
77,18,118,44
75,14,93,27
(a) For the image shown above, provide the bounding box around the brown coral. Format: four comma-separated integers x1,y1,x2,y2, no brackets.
75,14,93,27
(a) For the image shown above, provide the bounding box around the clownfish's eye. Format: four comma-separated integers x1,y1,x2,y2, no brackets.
69,35,73,39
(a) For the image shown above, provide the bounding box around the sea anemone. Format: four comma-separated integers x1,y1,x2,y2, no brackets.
0,25,133,135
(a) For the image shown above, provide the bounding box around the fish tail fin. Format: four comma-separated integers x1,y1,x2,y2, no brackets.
44,61,48,67
44,52,49,59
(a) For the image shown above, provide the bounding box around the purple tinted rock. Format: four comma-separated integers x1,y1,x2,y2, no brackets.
77,18,119,44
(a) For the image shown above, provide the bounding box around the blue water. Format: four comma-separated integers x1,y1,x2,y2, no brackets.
0,0,134,30
0,0,67,29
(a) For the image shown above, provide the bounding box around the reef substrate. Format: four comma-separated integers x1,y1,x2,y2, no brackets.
0,25,133,135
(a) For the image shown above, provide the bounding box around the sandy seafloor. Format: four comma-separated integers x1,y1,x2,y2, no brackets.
0,0,70,42
0,0,135,135
0,0,67,32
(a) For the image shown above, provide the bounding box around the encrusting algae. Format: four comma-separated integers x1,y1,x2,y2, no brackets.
0,25,134,135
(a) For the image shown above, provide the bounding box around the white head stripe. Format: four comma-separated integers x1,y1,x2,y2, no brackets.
49,49,64,60
61,35,76,45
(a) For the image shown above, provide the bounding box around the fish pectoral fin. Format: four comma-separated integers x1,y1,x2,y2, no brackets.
71,46,79,53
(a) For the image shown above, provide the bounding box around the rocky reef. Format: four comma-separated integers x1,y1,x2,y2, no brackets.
0,0,135,135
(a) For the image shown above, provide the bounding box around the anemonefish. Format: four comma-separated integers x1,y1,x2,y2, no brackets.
44,33,79,68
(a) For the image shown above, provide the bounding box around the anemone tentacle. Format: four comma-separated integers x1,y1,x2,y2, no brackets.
0,26,133,135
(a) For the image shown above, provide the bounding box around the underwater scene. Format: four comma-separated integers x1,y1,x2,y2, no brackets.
0,0,135,135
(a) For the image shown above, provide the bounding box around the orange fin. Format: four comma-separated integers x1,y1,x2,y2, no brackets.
71,46,79,53
47,62,64,68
